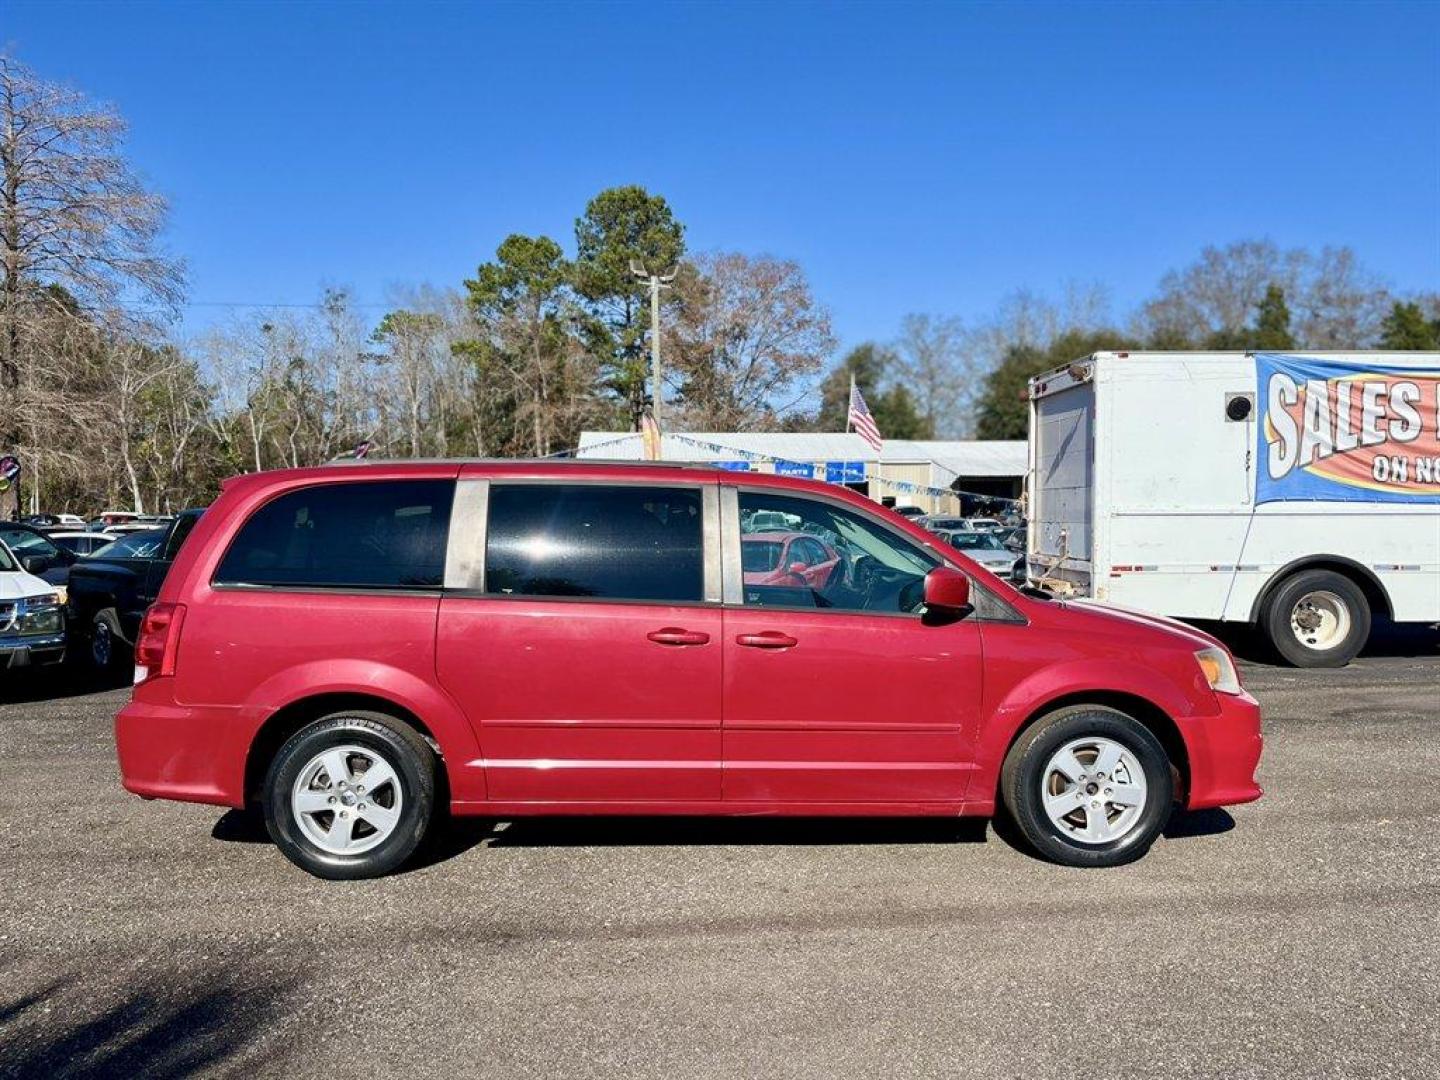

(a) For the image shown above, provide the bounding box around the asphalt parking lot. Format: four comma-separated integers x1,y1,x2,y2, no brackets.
2,632,1437,1080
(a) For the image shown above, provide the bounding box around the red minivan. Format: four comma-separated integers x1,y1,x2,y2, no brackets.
115,461,1262,879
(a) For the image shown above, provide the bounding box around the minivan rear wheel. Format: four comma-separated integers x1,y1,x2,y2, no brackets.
1000,706,1174,868
263,710,436,880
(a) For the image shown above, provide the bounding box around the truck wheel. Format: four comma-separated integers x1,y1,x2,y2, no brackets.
90,609,127,672
1261,569,1370,668
1000,705,1174,868
263,710,436,880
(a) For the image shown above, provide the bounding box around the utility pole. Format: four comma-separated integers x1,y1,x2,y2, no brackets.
629,259,677,426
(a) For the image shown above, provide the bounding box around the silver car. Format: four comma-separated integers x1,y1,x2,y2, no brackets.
937,529,1018,575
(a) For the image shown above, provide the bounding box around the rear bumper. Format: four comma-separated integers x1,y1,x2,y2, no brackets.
1179,690,1264,810
115,690,245,807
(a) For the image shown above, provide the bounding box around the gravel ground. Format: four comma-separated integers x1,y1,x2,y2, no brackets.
2,632,1437,1080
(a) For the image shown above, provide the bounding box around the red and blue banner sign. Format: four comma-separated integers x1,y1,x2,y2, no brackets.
1257,354,1440,504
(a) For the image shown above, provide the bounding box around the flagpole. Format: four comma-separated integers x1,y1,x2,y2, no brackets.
845,374,854,433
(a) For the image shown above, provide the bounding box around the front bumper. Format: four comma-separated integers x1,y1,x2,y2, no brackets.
1179,689,1264,810
0,632,67,669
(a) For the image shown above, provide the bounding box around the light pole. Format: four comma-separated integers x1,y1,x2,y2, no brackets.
629,259,677,427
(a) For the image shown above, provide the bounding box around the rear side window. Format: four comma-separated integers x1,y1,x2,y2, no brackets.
485,484,702,602
215,480,454,589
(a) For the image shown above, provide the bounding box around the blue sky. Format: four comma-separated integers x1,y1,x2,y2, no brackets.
6,0,1439,348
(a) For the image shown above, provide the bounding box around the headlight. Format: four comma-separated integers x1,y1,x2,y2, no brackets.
1195,646,1241,695
19,594,63,635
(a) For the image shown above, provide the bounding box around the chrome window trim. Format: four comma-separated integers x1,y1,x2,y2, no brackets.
444,479,488,591
719,486,744,606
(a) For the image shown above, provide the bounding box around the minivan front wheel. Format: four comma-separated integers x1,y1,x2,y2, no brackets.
263,711,436,880
1000,706,1174,868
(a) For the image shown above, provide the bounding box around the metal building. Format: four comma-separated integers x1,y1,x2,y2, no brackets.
575,432,1026,515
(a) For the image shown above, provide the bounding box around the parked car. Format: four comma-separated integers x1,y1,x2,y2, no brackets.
936,530,1019,575
114,463,1263,880
67,511,203,671
0,522,80,598
741,530,842,590
891,505,927,519
918,515,969,534
0,539,66,670
90,511,140,532
48,531,120,557
22,513,86,530
966,517,1005,533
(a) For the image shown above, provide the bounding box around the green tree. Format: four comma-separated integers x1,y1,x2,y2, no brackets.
1203,284,1295,351
572,186,685,425
463,234,593,456
974,329,1137,440
1378,301,1440,350
1252,284,1296,350
815,343,931,438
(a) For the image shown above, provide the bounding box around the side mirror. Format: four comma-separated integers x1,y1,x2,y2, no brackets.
20,555,43,574
923,566,971,614
788,562,808,576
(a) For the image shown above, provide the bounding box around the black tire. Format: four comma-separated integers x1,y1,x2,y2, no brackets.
263,710,436,880
89,609,127,672
1260,569,1370,668
1000,706,1175,868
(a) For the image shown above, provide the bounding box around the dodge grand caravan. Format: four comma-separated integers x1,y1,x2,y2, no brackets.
115,461,1263,879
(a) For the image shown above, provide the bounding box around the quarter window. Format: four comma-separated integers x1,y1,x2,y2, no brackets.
485,484,703,602
737,491,937,613
214,480,453,589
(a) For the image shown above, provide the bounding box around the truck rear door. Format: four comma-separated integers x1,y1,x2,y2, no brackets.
1028,365,1096,595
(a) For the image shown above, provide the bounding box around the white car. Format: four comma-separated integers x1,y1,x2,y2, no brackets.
939,530,1019,575
0,540,67,670
966,517,1005,533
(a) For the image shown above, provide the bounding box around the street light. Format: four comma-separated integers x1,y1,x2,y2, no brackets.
630,258,677,427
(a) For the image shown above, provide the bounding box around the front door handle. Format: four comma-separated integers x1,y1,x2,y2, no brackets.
735,631,798,649
647,627,711,646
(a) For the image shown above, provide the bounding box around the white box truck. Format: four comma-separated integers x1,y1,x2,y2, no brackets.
1026,351,1440,666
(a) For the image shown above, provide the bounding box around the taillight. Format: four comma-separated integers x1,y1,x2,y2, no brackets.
134,602,186,684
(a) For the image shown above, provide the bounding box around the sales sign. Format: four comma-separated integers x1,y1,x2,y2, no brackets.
1256,353,1440,504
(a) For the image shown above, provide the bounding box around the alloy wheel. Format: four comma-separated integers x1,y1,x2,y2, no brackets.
290,744,404,855
1039,736,1148,845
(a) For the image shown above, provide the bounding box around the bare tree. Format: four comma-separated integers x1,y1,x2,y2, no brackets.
667,252,834,431
0,56,184,444
894,314,970,438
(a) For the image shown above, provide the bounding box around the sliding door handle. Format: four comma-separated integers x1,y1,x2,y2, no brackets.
735,631,798,649
647,627,711,646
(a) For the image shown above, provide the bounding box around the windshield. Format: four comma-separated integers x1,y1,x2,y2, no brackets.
948,532,1005,551
92,529,166,560
0,527,59,558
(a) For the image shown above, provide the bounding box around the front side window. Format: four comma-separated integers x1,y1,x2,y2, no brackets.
215,480,453,589
737,491,937,613
486,484,703,602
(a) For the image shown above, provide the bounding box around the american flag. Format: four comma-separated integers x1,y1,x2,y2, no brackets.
847,378,883,451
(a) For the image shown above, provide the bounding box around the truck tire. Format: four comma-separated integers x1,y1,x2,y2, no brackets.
1000,705,1174,868
90,608,128,673
1261,568,1370,668
263,710,437,880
